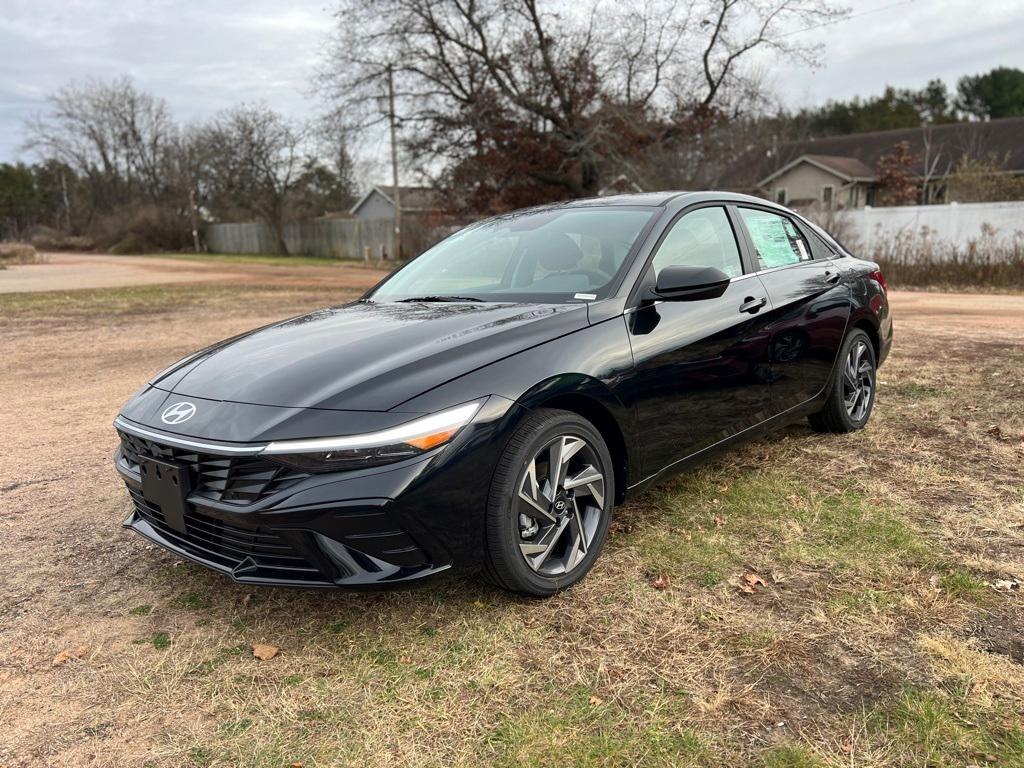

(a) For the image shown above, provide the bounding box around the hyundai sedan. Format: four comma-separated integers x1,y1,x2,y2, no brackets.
114,191,892,595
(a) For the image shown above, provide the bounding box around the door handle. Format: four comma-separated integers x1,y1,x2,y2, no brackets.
824,269,841,284
739,296,767,314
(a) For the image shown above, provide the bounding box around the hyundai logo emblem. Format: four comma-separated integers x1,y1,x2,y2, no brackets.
161,401,196,425
554,500,566,511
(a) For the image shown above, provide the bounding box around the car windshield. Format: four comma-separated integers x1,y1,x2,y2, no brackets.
369,207,655,303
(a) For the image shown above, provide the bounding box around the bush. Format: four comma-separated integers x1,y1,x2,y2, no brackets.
0,241,45,268
109,233,157,255
870,225,1024,291
88,203,193,253
30,227,95,252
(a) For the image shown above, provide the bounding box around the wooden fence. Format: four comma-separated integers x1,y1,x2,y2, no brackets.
205,218,432,260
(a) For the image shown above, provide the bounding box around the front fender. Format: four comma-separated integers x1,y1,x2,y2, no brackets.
394,318,639,487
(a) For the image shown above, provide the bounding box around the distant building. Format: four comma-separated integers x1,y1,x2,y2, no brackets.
350,185,442,221
723,116,1024,209
598,174,643,196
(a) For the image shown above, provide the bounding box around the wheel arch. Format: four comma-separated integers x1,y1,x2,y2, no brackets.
851,315,881,363
515,376,634,505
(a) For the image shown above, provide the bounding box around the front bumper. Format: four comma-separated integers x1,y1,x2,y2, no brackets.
115,398,520,587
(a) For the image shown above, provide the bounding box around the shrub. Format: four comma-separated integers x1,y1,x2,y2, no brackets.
109,233,157,255
0,241,44,267
88,203,193,253
30,227,95,252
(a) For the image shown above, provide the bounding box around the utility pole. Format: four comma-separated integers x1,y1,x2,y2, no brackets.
386,63,402,260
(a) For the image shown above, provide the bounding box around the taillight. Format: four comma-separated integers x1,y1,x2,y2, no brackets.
868,269,888,293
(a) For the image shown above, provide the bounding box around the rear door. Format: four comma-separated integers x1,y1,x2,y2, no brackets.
734,206,852,413
624,205,774,477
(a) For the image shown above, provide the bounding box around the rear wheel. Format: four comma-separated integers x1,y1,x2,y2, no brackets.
483,409,614,596
809,328,877,433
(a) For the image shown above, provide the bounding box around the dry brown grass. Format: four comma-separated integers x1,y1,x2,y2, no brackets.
871,227,1024,292
0,241,45,268
1,282,1022,767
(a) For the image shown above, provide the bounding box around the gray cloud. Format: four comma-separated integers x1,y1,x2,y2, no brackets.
2,0,1023,164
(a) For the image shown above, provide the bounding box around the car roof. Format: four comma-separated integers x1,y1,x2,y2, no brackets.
527,190,786,211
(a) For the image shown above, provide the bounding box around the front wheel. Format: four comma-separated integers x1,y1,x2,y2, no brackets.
483,409,614,596
809,328,877,433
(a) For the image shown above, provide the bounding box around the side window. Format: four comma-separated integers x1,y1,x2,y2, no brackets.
738,208,813,270
651,207,743,278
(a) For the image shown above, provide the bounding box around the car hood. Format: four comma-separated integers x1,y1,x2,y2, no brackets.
153,300,589,411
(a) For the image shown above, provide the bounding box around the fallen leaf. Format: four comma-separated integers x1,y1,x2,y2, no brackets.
52,645,89,666
713,515,726,528
398,655,413,665
718,484,729,494
986,424,1002,438
253,643,280,661
588,694,604,706
743,572,766,588
786,494,808,509
651,573,671,590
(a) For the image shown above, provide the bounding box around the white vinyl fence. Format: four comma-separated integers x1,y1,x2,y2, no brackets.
839,200,1024,251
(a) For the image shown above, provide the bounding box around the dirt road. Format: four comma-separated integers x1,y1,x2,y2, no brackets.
1,282,1022,766
0,252,388,293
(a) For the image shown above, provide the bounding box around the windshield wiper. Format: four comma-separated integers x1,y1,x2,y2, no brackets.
396,295,484,303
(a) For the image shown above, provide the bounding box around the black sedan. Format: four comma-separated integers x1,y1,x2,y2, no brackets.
114,191,892,596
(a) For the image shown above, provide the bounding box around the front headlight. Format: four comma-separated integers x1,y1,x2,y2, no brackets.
260,401,482,472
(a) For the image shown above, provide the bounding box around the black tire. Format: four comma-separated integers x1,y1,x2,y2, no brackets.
483,408,615,597
809,328,877,433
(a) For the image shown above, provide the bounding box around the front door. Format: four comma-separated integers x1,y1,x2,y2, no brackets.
734,206,852,412
624,205,774,478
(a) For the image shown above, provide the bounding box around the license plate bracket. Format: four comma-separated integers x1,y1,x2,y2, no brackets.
140,456,192,533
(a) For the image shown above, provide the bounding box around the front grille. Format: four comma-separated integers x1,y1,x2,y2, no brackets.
128,488,323,580
118,430,309,504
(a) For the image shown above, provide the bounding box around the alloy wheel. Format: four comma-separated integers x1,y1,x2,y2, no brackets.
842,340,874,422
515,435,606,576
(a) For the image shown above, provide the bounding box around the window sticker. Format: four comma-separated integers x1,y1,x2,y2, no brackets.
795,238,809,261
743,211,800,268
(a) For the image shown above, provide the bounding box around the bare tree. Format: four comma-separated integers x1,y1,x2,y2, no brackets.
24,77,176,212
203,105,310,254
318,0,845,209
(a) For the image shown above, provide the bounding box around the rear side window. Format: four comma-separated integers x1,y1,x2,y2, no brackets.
739,208,813,270
651,206,743,278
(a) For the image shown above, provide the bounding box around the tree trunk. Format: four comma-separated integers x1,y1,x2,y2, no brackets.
268,217,289,255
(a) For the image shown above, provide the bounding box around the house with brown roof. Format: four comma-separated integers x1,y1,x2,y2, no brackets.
724,116,1024,209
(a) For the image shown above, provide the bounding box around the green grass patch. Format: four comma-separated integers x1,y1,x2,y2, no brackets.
145,251,367,268
172,591,212,611
939,570,988,602
868,687,1024,767
0,283,357,319
755,745,822,768
629,470,935,583
135,631,171,650
487,686,713,767
128,604,153,616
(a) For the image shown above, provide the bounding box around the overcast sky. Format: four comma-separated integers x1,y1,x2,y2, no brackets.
2,0,1023,170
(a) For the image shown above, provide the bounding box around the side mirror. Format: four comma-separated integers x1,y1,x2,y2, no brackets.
652,265,731,301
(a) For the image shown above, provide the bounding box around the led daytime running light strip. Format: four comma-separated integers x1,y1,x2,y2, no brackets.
260,402,482,455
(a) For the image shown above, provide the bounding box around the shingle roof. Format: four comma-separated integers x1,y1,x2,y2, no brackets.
350,185,442,215
723,116,1024,190
802,154,876,179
